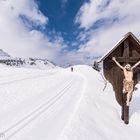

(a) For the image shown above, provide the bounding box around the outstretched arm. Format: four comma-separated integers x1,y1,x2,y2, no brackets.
112,57,124,70
132,60,140,69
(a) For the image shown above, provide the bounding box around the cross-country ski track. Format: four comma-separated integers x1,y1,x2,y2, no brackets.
1,65,140,140
0,66,85,140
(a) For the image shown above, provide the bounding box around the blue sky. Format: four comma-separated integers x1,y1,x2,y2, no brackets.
38,0,86,50
0,0,140,65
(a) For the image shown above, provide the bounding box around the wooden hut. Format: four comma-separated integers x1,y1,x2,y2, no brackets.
98,32,140,124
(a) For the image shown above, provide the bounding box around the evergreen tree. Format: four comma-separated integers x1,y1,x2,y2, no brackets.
93,61,100,71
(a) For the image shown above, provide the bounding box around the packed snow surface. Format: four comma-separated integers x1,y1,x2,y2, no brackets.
0,65,140,140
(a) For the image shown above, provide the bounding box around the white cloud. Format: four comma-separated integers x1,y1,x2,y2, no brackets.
1,0,140,65
0,0,100,65
74,0,140,63
75,0,131,29
0,0,70,64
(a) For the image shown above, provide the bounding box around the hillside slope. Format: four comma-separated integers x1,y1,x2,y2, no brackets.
60,65,140,140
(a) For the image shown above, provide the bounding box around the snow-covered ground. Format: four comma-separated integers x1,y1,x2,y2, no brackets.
0,65,140,140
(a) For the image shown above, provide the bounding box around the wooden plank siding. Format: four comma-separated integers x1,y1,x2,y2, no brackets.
102,33,140,105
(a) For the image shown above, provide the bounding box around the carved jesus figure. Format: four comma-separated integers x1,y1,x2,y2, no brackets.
112,57,140,106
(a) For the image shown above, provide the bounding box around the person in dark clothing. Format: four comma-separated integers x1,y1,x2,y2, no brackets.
71,67,73,72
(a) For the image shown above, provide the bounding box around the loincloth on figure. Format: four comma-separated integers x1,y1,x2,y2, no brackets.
123,79,134,93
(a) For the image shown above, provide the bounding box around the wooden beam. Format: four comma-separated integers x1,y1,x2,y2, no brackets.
116,57,140,63
123,39,130,58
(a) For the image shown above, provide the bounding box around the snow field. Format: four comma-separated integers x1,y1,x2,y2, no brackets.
0,66,85,140
0,65,140,140
60,65,140,140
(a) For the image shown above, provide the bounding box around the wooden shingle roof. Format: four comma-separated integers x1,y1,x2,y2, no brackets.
97,32,140,63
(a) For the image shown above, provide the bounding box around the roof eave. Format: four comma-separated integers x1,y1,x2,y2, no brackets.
97,32,140,63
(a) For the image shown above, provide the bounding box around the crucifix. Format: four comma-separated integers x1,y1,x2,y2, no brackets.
112,39,140,124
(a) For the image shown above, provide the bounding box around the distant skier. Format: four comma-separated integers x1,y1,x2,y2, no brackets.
71,67,73,72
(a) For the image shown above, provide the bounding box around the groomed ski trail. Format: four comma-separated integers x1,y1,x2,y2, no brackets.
0,67,86,140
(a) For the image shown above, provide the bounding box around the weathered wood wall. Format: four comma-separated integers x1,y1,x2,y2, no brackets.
103,36,140,105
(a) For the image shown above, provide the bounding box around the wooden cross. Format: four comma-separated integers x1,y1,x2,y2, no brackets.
115,39,140,124
116,40,140,63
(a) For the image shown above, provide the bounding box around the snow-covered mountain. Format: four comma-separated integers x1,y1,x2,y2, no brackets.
22,58,56,69
0,49,10,57
0,49,56,69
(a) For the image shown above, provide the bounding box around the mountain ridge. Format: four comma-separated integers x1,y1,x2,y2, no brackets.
0,49,56,69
